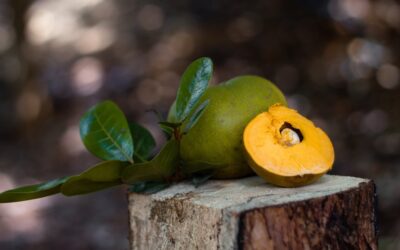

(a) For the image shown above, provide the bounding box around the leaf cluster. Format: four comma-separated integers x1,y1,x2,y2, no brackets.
0,57,214,202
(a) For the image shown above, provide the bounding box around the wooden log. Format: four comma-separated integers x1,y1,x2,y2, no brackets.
128,175,377,250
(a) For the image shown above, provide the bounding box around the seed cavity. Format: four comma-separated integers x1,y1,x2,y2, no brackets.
279,122,303,146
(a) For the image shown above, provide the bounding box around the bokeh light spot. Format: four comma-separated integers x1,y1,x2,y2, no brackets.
375,1,400,28
361,109,388,135
71,57,104,96
347,38,385,68
0,24,14,52
16,91,42,121
377,64,399,89
60,125,86,156
328,0,370,21
347,38,385,67
0,173,54,241
75,23,115,54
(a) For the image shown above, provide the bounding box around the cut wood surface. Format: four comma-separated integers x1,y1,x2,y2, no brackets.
128,175,377,250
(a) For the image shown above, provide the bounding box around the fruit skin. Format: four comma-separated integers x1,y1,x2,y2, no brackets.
245,151,324,187
168,75,287,179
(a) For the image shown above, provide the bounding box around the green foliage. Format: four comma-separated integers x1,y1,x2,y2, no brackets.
121,139,180,184
158,121,182,128
179,75,287,179
129,123,156,162
159,123,174,139
183,99,209,134
0,57,217,203
175,57,213,122
0,177,69,203
80,101,134,163
61,161,128,196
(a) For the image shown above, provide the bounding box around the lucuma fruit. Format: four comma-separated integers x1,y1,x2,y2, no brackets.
243,105,334,187
168,75,287,179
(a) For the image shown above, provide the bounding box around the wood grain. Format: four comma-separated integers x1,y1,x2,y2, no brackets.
128,175,377,250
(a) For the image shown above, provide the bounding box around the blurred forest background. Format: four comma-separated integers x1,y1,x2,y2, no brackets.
0,0,399,249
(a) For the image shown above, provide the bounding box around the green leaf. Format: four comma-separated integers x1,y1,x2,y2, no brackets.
129,181,169,194
175,57,213,122
63,181,119,197
158,121,182,128
61,161,128,196
0,177,69,203
183,99,209,134
80,100,134,163
158,121,180,140
122,139,180,184
166,101,178,123
159,124,174,139
129,123,156,162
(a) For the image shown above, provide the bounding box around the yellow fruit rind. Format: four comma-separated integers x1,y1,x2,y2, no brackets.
243,105,334,187
245,149,326,187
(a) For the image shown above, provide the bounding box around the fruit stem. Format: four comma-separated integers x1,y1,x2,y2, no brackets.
173,127,181,141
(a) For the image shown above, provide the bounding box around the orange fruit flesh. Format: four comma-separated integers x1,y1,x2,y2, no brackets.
243,105,334,187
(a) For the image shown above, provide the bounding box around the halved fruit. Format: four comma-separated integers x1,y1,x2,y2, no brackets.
243,105,334,187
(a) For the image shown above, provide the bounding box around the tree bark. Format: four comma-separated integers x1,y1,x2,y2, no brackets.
128,175,377,250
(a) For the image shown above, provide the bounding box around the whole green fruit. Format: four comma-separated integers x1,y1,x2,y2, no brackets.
168,75,287,179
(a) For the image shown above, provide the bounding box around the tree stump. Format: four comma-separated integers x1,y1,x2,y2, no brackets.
128,175,377,250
